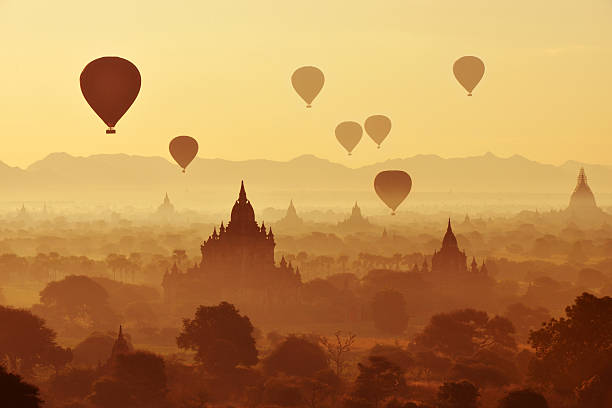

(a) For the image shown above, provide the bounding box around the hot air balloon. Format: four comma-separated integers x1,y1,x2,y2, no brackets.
374,170,412,215
335,121,362,156
453,56,485,96
291,66,324,108
169,136,199,173
80,57,141,134
364,115,392,148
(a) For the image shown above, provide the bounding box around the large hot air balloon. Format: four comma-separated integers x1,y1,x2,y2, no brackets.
291,66,324,108
364,115,392,148
374,170,412,215
335,121,362,156
453,56,485,96
169,136,199,173
80,57,141,134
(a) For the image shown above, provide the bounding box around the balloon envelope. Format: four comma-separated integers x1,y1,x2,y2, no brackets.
364,115,392,148
335,121,363,155
374,170,412,214
80,57,141,133
169,136,199,173
453,56,485,96
291,66,324,107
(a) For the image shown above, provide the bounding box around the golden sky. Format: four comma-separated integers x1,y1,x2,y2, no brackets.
0,0,610,168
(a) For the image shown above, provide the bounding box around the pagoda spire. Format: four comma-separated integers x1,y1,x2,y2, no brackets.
441,218,458,249
238,180,247,202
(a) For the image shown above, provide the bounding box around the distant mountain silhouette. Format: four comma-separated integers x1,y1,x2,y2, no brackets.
2,152,611,205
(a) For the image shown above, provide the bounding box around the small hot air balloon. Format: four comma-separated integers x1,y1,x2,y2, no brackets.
169,136,199,173
80,57,141,134
453,56,485,96
364,115,392,148
291,66,324,108
335,121,363,156
374,170,412,215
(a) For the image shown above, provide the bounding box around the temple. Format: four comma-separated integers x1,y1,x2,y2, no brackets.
431,219,468,274
109,325,132,363
153,193,176,220
567,168,599,212
564,168,608,223
275,200,304,230
337,202,375,233
162,181,301,305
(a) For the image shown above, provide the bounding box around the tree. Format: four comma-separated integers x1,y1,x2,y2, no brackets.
371,290,410,335
347,356,406,408
177,302,258,373
0,364,43,408
0,253,28,282
528,293,612,394
320,331,356,377
416,309,516,357
0,306,64,373
36,275,120,332
71,332,118,367
368,345,414,372
575,364,612,408
90,351,167,408
44,345,73,373
498,389,548,408
437,380,479,408
263,335,329,378
47,368,98,404
503,303,550,341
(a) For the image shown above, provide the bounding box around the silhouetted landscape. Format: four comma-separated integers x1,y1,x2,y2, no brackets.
2,1,612,407
2,169,612,407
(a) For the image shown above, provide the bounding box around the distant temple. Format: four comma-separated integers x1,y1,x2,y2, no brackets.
564,167,608,223
275,200,304,229
15,204,30,222
154,193,176,219
431,219,468,274
567,168,599,212
163,182,301,305
109,325,132,363
337,202,374,232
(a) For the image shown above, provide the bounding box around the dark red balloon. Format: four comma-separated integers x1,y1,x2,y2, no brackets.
374,170,412,215
80,57,141,134
169,136,199,173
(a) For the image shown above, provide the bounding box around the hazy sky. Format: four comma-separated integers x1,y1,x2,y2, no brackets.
0,0,610,168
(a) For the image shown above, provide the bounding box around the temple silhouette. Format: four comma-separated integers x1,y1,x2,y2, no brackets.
274,199,304,230
337,202,375,233
163,182,301,306
563,167,609,224
430,219,487,275
109,325,131,363
152,192,176,221
431,219,468,274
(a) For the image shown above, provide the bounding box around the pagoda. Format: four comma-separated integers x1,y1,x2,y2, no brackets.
337,202,374,233
564,167,608,223
154,193,176,220
275,199,304,229
431,219,468,275
162,181,301,304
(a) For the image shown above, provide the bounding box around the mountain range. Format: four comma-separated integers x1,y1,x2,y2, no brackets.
1,152,610,209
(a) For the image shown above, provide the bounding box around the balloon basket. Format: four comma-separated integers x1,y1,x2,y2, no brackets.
348,153,352,156
377,145,380,149
106,128,116,134
182,169,186,174
306,105,312,108
391,212,396,216
467,93,472,97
